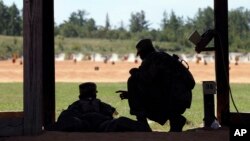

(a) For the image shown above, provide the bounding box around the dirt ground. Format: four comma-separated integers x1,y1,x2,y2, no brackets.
0,59,249,83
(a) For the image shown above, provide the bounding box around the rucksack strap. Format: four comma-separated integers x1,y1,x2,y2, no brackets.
173,54,189,70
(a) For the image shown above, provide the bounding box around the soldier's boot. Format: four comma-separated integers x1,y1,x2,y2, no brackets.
136,116,152,131
169,115,186,132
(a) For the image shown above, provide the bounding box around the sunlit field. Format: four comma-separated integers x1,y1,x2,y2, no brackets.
0,82,249,131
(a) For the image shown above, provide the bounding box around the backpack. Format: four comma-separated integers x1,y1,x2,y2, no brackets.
170,54,195,109
136,52,195,124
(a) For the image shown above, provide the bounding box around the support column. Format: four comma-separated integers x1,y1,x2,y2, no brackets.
23,0,55,135
214,0,230,126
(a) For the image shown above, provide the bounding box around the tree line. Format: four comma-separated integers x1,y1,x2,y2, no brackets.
55,7,250,51
0,0,250,53
0,1,22,36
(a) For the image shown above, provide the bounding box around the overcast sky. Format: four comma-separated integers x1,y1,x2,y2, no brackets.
3,0,250,29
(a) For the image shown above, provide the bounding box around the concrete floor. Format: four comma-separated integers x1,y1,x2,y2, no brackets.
1,127,229,141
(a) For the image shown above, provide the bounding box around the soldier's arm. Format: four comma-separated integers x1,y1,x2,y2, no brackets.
99,101,117,116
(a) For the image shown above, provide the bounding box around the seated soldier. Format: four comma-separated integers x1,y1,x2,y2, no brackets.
53,82,151,132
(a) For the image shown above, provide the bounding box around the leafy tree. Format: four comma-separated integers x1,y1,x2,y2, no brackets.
229,7,250,38
192,6,214,32
59,10,94,37
69,10,88,26
0,1,22,35
0,0,9,34
105,13,111,30
161,10,168,30
86,18,97,31
7,3,22,35
118,20,126,31
161,11,184,42
59,22,79,37
129,10,149,32
83,18,97,37
229,7,250,51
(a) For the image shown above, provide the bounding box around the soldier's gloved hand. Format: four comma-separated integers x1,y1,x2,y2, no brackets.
129,68,139,75
116,90,128,100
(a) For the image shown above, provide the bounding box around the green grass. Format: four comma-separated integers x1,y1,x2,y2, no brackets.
0,83,23,111
0,82,249,131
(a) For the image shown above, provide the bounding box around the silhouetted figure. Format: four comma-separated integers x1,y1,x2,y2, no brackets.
116,39,195,132
104,57,108,64
73,58,77,64
204,60,208,65
134,59,138,64
12,53,17,64
235,56,239,65
19,60,23,65
50,82,151,132
196,56,202,64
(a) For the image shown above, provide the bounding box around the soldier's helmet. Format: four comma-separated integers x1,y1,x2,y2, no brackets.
79,82,97,99
136,38,156,56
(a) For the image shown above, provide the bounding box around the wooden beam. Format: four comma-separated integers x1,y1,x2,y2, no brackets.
230,113,250,126
0,112,23,118
0,112,24,136
0,118,24,136
214,0,230,126
23,0,55,135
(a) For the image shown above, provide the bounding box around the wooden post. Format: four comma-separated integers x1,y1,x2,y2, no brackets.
214,0,230,126
42,0,56,129
23,0,55,135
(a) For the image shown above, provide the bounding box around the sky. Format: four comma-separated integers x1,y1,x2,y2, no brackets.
3,0,250,29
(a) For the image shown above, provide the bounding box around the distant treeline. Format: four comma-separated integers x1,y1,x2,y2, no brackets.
0,36,184,60
0,0,250,59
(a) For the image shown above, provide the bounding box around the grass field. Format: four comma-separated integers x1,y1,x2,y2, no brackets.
0,82,249,131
